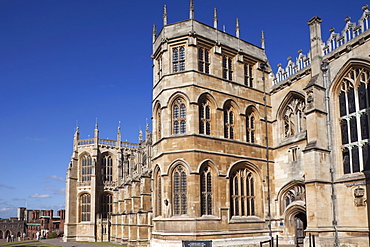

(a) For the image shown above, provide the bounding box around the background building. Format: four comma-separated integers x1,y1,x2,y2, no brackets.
64,2,370,247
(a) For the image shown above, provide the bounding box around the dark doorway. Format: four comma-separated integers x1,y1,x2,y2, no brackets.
295,212,307,246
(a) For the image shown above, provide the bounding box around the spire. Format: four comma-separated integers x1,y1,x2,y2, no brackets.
152,24,157,43
236,18,240,38
189,0,194,20
261,30,265,49
163,5,167,26
223,25,226,32
213,8,218,29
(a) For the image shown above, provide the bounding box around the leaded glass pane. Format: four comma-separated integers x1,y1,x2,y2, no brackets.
363,144,369,171
230,127,234,139
361,114,369,139
350,117,358,142
348,87,356,113
206,122,210,135
341,120,349,144
338,92,345,116
173,48,178,61
343,148,350,174
359,83,367,110
200,121,204,134
180,120,186,134
174,105,179,119
180,104,186,118
352,146,360,172
174,121,179,134
206,106,210,119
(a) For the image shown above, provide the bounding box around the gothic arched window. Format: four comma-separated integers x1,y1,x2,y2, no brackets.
156,171,162,216
224,106,235,139
199,100,211,135
173,165,187,215
102,154,113,182
173,99,186,135
200,165,212,215
157,106,162,140
339,67,369,174
81,154,92,182
246,112,255,143
101,193,112,219
231,168,255,216
80,193,91,222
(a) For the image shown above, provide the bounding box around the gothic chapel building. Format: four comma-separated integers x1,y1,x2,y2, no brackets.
64,2,370,247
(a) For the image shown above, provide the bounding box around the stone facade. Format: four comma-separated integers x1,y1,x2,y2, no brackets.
64,3,370,247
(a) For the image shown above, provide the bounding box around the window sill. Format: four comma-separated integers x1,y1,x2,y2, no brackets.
229,216,264,223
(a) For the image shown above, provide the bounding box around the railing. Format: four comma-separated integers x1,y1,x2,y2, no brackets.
77,138,139,148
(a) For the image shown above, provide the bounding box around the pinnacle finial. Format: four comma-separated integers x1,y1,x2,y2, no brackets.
118,121,121,133
95,117,98,129
261,30,265,49
189,0,194,20
163,5,167,26
236,18,240,38
152,24,157,43
213,8,218,29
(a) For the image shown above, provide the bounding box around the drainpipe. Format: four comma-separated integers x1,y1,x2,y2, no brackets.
321,61,339,247
260,62,272,239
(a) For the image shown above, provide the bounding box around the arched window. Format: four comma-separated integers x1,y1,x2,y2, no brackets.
224,106,234,139
157,107,162,140
173,99,186,135
80,193,91,222
339,67,369,174
156,171,162,216
231,168,255,216
81,154,92,182
101,193,112,219
102,154,113,182
246,112,255,143
283,98,306,137
173,165,187,215
199,100,211,135
200,165,212,215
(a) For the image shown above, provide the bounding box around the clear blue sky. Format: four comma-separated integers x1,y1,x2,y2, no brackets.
0,0,365,218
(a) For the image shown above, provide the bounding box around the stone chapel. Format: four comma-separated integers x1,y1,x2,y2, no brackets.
64,2,370,246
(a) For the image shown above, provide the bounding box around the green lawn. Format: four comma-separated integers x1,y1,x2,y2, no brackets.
0,240,59,247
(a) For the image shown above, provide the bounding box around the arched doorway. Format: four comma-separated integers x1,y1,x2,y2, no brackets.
0,230,3,239
294,212,307,246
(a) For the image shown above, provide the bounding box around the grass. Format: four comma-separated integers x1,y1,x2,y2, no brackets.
0,240,59,247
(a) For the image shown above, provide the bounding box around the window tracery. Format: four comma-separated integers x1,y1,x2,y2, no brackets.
339,67,369,174
173,99,186,135
283,98,306,137
101,193,112,219
81,154,92,182
80,193,91,222
224,106,235,139
173,165,187,215
200,165,212,215
246,112,255,143
231,168,255,216
283,185,305,210
102,154,113,182
199,100,211,135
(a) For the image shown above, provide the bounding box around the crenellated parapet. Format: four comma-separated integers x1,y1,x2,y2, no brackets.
274,4,370,85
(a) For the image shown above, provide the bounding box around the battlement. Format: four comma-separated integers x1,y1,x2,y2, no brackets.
273,4,369,85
